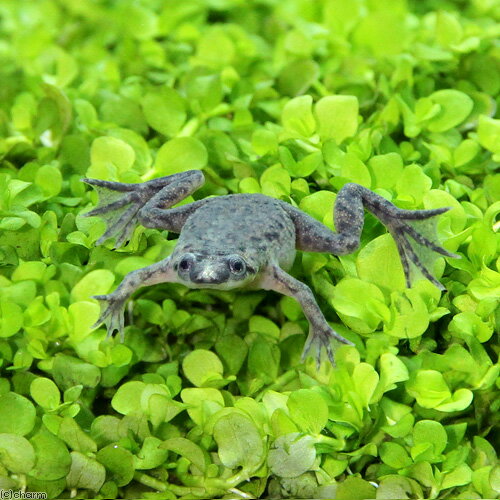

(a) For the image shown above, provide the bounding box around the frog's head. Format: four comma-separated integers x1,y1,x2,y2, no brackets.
172,252,257,289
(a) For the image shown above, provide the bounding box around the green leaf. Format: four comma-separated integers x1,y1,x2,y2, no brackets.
66,451,106,492
155,137,208,175
426,90,474,132
268,433,316,478
0,393,36,435
282,95,316,137
413,420,447,458
384,289,429,339
477,115,500,158
373,353,409,400
161,437,206,472
249,315,280,340
441,463,472,490
213,412,265,473
96,444,135,487
252,129,278,156
30,377,60,410
287,389,328,434
52,355,101,390
435,388,473,412
180,388,224,426
30,427,71,481
134,436,169,470
277,59,319,96
215,334,248,375
396,164,432,205
331,277,388,334
182,349,224,387
0,433,36,473
380,441,413,469
111,380,146,415
406,370,451,408
90,136,136,172
248,337,280,384
369,153,404,190
299,191,335,227
354,11,409,56
449,311,494,343
141,87,186,137
352,363,379,407
71,270,115,302
35,165,62,198
0,302,23,338
336,476,377,500
58,417,97,453
315,95,359,143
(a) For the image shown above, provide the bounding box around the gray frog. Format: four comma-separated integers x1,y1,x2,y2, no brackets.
83,170,457,365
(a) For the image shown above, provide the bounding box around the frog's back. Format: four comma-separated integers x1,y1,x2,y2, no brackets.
176,194,296,268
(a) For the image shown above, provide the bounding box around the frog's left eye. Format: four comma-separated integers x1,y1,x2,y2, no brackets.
228,255,246,275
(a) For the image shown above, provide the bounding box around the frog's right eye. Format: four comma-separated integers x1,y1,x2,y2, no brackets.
178,254,195,271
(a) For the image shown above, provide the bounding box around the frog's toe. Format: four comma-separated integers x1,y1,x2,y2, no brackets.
301,325,352,367
389,217,459,290
92,294,126,340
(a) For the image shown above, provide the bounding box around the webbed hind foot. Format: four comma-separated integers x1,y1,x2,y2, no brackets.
382,207,459,290
82,170,205,247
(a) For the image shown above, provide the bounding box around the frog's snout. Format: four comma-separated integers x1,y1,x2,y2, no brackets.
190,264,230,285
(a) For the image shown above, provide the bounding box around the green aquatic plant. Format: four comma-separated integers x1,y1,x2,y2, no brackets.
0,0,498,498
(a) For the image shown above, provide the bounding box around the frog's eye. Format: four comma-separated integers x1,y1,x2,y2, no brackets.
228,255,246,274
178,253,195,271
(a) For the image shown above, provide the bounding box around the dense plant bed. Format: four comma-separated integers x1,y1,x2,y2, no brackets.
0,1,498,499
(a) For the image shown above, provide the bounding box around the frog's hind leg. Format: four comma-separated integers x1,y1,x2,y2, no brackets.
83,170,205,247
282,183,458,289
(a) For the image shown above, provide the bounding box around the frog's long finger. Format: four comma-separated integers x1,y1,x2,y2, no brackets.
392,233,412,288
83,193,135,216
403,224,460,258
399,236,446,291
82,178,138,192
395,206,451,220
95,204,140,246
324,340,335,366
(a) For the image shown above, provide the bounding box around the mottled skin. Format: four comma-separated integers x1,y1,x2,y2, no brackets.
83,170,457,365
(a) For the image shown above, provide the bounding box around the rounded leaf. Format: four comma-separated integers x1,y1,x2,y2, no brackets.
0,433,36,473
182,349,224,387
111,381,146,415
96,444,134,487
30,377,61,410
287,389,329,434
268,433,316,478
427,90,473,132
66,451,106,491
155,137,207,175
141,87,186,136
0,393,36,435
213,412,265,472
90,136,136,171
30,428,71,480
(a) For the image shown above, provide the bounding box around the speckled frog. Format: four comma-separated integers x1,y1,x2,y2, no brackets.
83,170,456,365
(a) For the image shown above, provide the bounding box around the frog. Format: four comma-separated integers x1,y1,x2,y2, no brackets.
83,170,457,365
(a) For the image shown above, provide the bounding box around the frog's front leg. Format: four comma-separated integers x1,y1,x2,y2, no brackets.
282,184,458,290
93,257,176,340
83,170,205,247
259,265,353,366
